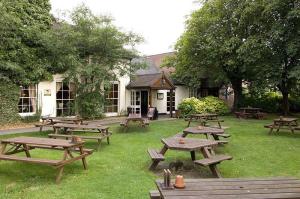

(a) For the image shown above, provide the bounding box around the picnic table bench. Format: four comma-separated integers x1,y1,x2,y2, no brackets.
186,113,224,128
235,107,266,119
120,114,150,129
265,117,299,134
153,177,300,199
148,137,232,177
0,136,92,183
51,123,111,150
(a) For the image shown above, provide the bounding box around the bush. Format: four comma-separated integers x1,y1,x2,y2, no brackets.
242,92,300,113
76,92,105,119
178,96,230,117
0,81,21,124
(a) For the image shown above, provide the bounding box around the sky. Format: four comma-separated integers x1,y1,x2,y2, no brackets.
50,0,200,56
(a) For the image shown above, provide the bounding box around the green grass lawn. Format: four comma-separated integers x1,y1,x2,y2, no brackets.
1,116,300,199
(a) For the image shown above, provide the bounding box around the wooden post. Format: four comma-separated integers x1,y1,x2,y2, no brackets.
149,88,152,107
170,89,174,118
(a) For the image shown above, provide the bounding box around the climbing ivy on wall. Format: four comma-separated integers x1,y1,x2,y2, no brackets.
0,81,20,124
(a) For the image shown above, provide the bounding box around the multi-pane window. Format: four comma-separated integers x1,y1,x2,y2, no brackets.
105,83,119,113
130,90,141,114
18,85,37,113
167,91,175,112
189,88,197,98
56,82,75,116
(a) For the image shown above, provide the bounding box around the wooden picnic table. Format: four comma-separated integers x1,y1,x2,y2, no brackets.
53,123,109,134
183,126,225,141
265,117,299,134
120,114,149,128
0,136,92,183
154,177,300,199
148,137,232,177
42,116,84,125
51,123,111,150
235,107,265,119
187,113,223,128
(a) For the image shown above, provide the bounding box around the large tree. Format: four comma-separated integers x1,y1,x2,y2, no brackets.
0,0,59,85
173,0,269,110
255,0,300,115
61,5,143,118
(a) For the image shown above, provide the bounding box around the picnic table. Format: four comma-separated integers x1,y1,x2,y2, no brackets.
148,137,232,177
186,113,223,128
36,116,85,132
265,117,299,134
0,136,92,183
153,177,300,199
120,114,149,129
182,126,229,144
235,107,266,119
50,123,111,150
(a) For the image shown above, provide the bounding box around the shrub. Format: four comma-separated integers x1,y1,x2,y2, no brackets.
75,92,105,119
0,81,21,124
242,92,300,113
178,96,230,117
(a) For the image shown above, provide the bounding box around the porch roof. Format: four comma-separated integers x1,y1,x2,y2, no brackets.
126,73,175,90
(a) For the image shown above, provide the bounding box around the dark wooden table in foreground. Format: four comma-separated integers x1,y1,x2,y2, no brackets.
155,177,300,199
0,137,92,183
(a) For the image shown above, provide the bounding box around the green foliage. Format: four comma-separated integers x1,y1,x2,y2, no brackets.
0,80,20,124
242,92,300,113
0,0,56,85
178,96,230,117
75,92,105,119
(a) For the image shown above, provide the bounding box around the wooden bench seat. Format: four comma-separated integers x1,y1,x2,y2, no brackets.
215,140,229,144
148,149,165,161
67,129,100,133
149,190,161,199
194,155,232,166
28,144,94,154
215,133,231,138
144,119,150,125
0,154,61,166
295,126,300,130
35,123,52,132
120,121,127,127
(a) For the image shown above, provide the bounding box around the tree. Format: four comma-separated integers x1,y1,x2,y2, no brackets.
0,0,57,85
255,0,300,115
62,5,143,118
173,0,269,110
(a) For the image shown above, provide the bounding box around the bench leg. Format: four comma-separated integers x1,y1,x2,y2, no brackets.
149,160,160,170
39,126,43,132
190,151,196,161
23,144,31,158
209,164,222,178
79,146,87,170
97,139,102,151
56,167,65,184
107,136,110,144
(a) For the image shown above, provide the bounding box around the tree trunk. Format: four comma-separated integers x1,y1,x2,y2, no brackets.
281,90,289,116
231,79,243,111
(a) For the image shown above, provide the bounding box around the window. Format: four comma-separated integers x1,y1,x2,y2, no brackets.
105,83,119,113
167,91,175,112
189,88,197,98
130,90,141,114
56,82,75,116
18,85,37,113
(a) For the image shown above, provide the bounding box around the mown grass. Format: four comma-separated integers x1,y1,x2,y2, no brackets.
1,115,300,199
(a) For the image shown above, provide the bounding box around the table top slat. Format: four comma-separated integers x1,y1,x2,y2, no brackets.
1,137,82,147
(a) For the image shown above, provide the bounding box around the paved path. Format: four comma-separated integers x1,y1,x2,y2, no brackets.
0,116,176,135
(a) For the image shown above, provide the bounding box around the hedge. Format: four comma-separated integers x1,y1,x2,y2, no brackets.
0,81,21,124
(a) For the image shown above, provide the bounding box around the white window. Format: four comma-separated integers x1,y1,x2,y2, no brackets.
130,90,141,114
18,85,37,113
56,82,75,116
105,83,119,113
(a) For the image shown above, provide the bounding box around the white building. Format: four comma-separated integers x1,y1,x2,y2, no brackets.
18,52,229,118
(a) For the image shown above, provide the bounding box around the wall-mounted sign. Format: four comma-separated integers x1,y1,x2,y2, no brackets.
157,93,164,100
44,89,51,96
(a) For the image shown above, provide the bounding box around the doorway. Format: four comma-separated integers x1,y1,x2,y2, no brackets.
141,91,148,116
